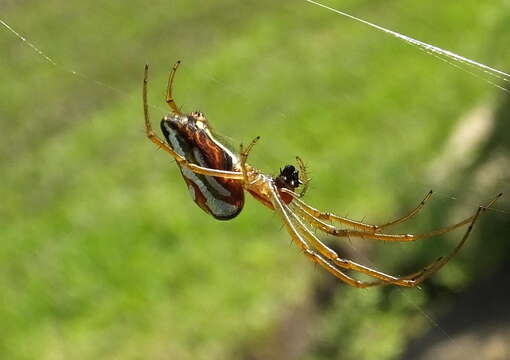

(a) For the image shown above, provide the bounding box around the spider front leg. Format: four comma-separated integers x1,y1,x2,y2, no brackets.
268,184,379,288
376,190,434,231
383,203,489,286
290,201,470,242
143,65,244,180
272,183,422,287
319,208,484,287
281,190,499,287
282,193,422,286
283,188,433,233
289,193,501,243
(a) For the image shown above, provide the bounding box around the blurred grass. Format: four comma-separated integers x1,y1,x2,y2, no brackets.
1,0,509,359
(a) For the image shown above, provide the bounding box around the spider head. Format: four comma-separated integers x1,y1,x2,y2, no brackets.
190,110,206,121
275,165,302,191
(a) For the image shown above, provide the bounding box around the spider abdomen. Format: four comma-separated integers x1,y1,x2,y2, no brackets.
160,114,244,220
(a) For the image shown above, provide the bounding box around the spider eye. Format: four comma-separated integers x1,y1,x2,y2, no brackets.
192,110,205,119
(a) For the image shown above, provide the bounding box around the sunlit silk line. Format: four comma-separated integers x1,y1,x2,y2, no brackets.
435,191,510,215
304,0,510,92
301,1,510,210
1,18,130,98
420,48,510,93
0,18,57,66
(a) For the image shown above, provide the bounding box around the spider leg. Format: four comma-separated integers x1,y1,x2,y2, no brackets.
282,188,433,232
286,196,496,287
239,136,260,183
288,192,501,242
285,198,424,286
166,60,183,115
281,188,380,232
291,201,469,241
143,65,244,180
376,190,433,231
295,156,310,198
268,183,380,288
284,197,400,285
399,198,501,283
384,203,488,285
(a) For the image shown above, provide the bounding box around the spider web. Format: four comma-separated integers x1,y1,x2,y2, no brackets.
1,2,509,359
304,0,510,93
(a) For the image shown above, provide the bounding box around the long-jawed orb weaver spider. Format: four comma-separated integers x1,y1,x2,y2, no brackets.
143,61,502,288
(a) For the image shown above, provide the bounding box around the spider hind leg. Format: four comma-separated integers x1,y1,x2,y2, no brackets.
166,60,183,115
142,65,244,180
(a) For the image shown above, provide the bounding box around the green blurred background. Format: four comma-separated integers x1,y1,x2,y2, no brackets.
1,1,510,359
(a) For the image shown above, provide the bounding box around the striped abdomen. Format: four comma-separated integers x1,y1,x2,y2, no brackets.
161,114,244,220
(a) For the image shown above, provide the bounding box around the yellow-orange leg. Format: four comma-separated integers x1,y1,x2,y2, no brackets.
276,188,500,287
239,136,260,183
166,60,182,115
268,183,378,288
284,199,407,286
143,65,244,180
290,202,471,241
289,193,501,242
289,200,492,286
295,156,310,198
377,190,433,231
283,188,433,233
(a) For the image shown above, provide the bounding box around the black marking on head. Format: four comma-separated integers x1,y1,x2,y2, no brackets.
275,164,302,190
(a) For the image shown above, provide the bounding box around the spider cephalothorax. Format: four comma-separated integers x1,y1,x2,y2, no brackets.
143,61,501,288
275,165,302,190
273,164,305,204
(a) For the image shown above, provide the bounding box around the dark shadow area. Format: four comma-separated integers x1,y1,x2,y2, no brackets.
400,89,510,360
401,261,510,360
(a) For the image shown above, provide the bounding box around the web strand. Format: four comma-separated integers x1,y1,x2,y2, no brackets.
1,18,128,97
304,0,510,93
1,17,175,114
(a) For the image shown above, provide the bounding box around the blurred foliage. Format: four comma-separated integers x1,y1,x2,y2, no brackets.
1,0,509,359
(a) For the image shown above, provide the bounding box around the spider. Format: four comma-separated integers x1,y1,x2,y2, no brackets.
143,61,501,288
